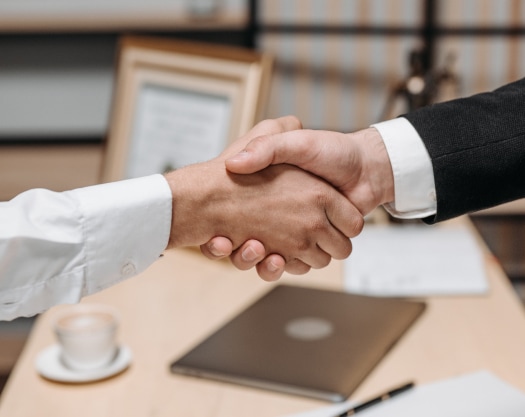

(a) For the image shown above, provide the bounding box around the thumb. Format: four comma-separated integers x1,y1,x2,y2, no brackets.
225,131,316,174
225,136,277,174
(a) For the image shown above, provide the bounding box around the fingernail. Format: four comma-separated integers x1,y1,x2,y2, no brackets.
208,243,224,257
267,261,280,272
241,246,259,262
228,151,250,162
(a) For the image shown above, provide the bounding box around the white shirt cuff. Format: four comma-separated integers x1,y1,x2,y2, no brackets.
0,174,173,320
70,174,172,296
371,117,437,219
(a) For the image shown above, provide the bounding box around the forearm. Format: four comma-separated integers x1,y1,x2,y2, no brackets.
0,175,171,320
404,77,525,222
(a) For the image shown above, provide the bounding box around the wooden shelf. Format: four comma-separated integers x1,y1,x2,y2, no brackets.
0,13,248,33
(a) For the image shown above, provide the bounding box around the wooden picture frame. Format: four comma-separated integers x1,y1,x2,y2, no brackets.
101,36,273,183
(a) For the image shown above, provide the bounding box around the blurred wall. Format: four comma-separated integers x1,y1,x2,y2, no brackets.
0,0,523,139
0,0,248,141
0,0,523,197
258,0,525,131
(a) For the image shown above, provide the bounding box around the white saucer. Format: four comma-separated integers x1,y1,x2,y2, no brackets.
35,344,132,383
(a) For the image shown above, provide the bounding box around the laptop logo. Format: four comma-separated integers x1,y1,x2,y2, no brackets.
285,317,334,341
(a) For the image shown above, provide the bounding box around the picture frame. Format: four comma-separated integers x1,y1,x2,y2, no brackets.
101,36,273,183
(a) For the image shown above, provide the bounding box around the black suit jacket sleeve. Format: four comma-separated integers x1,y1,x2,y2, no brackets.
402,77,525,224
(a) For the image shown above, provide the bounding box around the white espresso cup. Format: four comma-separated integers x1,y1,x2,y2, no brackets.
53,304,120,372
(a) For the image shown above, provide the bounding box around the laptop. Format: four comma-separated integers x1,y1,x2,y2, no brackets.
170,284,425,402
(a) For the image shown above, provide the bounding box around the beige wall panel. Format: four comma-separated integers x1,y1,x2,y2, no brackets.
0,145,103,201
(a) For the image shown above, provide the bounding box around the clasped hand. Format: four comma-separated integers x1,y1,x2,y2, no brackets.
167,116,392,281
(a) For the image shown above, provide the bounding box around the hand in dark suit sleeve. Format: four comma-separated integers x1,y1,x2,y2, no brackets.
403,77,525,223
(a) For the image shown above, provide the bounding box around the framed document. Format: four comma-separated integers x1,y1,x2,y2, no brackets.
101,36,273,182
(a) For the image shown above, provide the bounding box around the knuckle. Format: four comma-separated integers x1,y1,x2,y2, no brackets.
312,188,329,208
335,240,353,260
283,115,302,130
314,256,331,269
285,260,311,275
250,135,271,148
348,215,365,237
304,215,328,239
296,237,313,253
257,118,279,132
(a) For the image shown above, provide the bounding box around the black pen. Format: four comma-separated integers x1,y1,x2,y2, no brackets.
337,382,415,416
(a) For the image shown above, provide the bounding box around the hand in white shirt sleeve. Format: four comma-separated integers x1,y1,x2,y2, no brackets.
0,115,362,320
372,117,437,219
0,174,172,321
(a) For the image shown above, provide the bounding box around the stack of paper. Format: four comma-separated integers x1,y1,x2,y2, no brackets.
344,225,488,297
282,371,525,417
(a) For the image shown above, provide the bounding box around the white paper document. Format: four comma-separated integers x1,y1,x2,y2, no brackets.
127,83,231,178
344,225,488,297
282,371,525,417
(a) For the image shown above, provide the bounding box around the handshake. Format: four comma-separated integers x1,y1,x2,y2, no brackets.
164,116,395,281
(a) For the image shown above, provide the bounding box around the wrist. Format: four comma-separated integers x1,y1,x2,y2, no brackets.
354,127,395,210
164,162,224,249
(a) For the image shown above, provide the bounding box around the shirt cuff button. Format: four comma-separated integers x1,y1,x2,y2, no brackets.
121,262,137,277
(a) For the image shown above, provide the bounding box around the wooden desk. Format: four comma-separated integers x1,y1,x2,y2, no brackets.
1,221,525,416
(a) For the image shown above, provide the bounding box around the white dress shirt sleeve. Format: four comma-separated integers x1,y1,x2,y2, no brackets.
0,174,172,321
371,117,437,219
